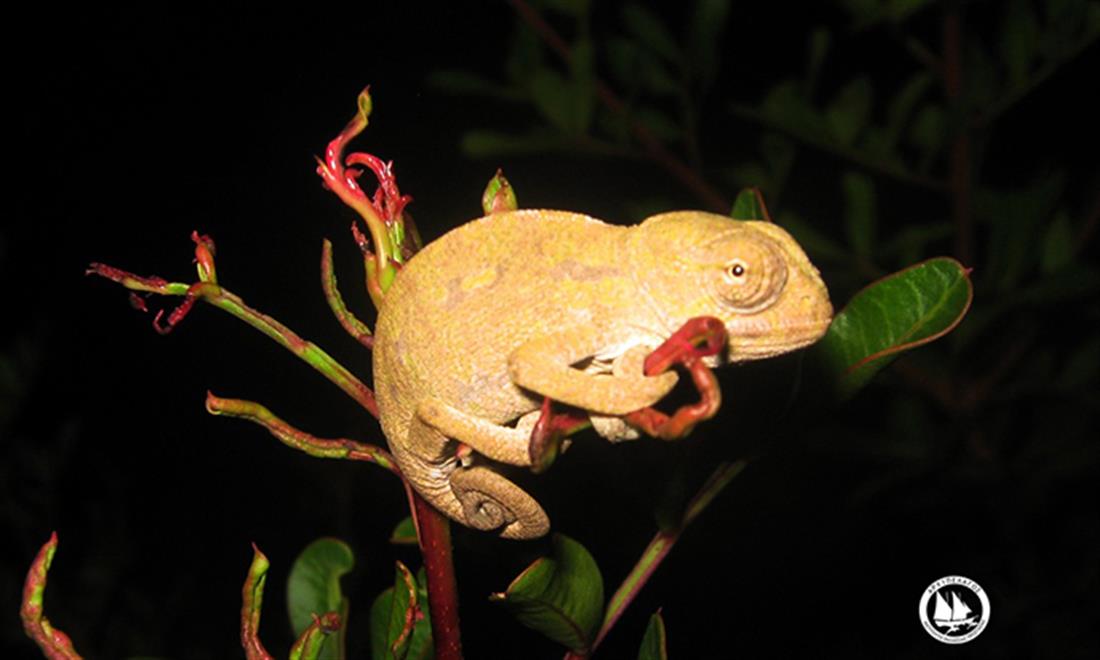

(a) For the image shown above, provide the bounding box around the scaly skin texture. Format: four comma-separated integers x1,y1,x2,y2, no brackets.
373,210,832,539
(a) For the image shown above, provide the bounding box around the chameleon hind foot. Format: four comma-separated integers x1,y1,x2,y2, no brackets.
449,466,549,539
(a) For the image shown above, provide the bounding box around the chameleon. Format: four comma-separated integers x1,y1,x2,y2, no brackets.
373,209,832,539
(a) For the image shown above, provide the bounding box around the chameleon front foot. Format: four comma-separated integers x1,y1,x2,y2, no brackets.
449,466,550,539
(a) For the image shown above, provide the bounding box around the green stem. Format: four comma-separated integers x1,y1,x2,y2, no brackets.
206,393,397,472
321,239,374,348
88,264,378,418
565,461,747,659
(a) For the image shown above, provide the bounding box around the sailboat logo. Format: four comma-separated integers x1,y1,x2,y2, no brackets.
919,575,990,644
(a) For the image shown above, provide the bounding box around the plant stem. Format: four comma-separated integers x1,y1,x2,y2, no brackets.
564,461,747,659
412,494,464,660
942,4,973,265
21,533,83,660
88,264,379,418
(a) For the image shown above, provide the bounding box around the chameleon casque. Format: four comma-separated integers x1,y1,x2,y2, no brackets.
373,209,832,539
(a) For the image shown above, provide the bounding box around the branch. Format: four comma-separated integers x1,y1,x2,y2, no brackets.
412,494,464,660
206,393,397,472
506,0,729,213
87,232,378,418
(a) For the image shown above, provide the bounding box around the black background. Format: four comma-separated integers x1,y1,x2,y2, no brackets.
5,3,1097,659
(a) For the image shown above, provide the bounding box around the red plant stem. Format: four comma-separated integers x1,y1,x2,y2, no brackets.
506,0,729,213
412,493,463,660
942,5,973,265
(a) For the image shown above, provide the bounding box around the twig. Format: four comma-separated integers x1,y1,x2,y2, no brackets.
506,0,729,213
321,239,374,348
205,393,397,471
564,461,748,659
21,533,83,660
88,246,379,418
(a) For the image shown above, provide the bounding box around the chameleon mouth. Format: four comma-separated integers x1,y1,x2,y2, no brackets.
723,312,833,361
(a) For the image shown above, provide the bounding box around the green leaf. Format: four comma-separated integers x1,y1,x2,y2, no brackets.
777,211,851,265
883,73,932,153
425,70,524,102
842,171,876,259
730,188,770,221
490,533,604,652
530,69,579,134
370,562,431,660
805,27,832,97
814,258,973,398
976,174,1065,291
287,538,354,660
687,0,731,88
826,76,873,146
907,103,944,170
459,130,564,158
622,4,682,64
1040,211,1074,274
637,611,668,660
1000,0,1039,86
389,516,419,545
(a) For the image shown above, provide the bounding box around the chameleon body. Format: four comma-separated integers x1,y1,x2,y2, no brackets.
373,210,832,539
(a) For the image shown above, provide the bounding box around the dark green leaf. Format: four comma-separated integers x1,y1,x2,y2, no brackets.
907,103,944,170
1000,0,1039,86
633,107,682,141
687,0,731,88
884,73,932,152
730,188,770,221
637,611,668,660
490,533,604,652
805,27,832,97
622,4,682,64
287,538,354,660
459,130,564,158
976,174,1064,291
425,70,524,102
406,569,434,660
756,81,830,139
530,69,578,133
778,211,851,264
813,258,973,398
570,38,597,133
826,76,873,146
389,516,418,545
1040,211,1074,273
842,171,876,258
370,562,429,660
760,133,796,197
879,222,954,267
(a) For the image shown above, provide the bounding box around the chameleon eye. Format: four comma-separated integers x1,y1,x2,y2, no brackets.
726,261,747,280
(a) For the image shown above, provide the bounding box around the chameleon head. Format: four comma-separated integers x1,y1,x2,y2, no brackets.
629,211,833,362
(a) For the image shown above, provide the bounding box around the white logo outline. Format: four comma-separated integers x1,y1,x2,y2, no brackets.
919,575,990,644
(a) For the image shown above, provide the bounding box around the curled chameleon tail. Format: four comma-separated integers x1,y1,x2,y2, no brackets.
449,466,549,539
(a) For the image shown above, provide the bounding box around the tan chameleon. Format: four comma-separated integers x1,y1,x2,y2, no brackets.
373,210,832,539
